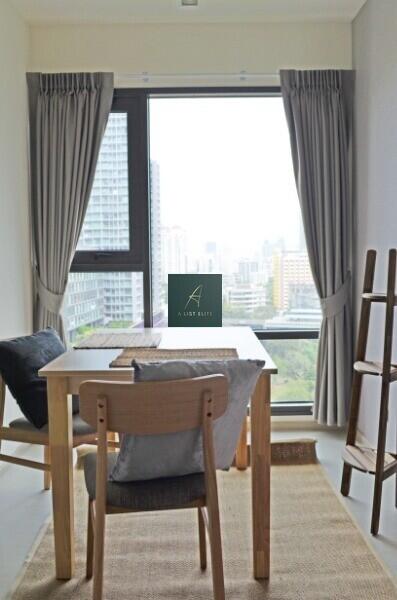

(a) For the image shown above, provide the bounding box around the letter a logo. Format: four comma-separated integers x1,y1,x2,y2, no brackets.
184,284,203,310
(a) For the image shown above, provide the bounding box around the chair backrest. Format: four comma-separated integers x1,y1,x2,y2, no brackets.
79,374,228,436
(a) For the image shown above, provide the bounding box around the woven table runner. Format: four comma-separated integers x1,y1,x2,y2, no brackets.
75,332,162,349
110,347,238,367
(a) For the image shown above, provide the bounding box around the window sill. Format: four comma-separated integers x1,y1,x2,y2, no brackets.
271,415,344,431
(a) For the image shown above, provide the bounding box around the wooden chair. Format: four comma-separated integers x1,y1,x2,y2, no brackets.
0,374,97,489
79,374,228,600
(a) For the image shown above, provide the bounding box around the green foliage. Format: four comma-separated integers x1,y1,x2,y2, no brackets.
222,300,275,322
107,321,132,329
263,339,318,403
73,325,96,345
222,303,248,319
72,321,132,346
251,304,276,320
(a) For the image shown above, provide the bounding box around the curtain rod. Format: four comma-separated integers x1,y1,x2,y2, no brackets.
117,70,280,83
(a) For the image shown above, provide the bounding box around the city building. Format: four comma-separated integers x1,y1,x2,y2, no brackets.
237,260,259,284
63,272,104,337
150,161,162,319
226,285,266,314
161,225,188,277
273,251,315,311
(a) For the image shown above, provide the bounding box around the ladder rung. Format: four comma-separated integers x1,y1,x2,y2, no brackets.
342,445,397,475
354,360,397,381
362,292,397,304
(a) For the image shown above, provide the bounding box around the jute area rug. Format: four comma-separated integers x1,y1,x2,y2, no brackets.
13,464,397,600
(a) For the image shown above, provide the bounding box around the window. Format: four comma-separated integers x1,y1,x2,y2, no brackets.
261,338,318,409
71,94,148,272
66,88,319,412
149,96,320,336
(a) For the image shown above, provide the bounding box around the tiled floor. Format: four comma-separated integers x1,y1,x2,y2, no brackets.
1,428,396,599
0,444,52,599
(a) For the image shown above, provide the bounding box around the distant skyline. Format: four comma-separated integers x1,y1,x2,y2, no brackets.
149,96,303,261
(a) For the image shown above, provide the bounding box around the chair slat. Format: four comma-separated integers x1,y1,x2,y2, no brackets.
79,375,228,435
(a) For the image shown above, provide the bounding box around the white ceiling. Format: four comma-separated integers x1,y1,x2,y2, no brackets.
11,0,367,25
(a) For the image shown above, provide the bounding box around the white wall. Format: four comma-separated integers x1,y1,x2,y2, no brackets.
353,0,397,449
29,21,352,82
0,0,32,439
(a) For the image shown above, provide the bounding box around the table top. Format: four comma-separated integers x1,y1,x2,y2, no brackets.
39,326,277,378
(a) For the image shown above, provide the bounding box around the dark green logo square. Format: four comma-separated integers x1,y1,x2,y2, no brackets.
168,274,222,327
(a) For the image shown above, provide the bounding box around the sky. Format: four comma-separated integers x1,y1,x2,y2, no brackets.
149,96,303,261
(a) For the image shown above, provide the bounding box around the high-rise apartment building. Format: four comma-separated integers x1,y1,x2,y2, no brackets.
273,251,314,311
226,286,266,313
161,225,188,277
237,260,259,284
150,161,162,319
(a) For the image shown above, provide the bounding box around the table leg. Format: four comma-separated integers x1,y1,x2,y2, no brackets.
235,417,248,470
107,430,119,452
250,372,271,579
47,377,74,580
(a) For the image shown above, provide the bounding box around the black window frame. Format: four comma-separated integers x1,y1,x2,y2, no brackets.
70,85,319,415
71,92,149,273
71,90,153,326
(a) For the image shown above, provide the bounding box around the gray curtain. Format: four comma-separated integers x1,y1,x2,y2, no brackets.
27,72,114,341
280,70,354,426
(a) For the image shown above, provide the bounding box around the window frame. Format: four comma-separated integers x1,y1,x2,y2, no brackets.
71,90,153,327
71,92,149,273
70,85,319,413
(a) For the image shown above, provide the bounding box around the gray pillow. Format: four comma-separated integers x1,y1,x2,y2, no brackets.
110,359,264,482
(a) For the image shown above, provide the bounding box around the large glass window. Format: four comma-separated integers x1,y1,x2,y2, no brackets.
149,96,320,333
67,89,319,409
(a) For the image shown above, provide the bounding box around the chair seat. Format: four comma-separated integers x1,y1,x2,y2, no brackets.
84,453,206,511
9,414,96,437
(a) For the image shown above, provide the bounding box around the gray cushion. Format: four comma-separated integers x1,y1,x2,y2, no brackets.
111,359,264,482
9,414,95,437
84,452,205,511
0,328,79,428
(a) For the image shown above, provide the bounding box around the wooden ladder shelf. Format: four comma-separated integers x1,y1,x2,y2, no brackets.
341,249,397,535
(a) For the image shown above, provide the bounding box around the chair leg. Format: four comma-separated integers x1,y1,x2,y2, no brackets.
207,506,225,600
198,508,207,570
235,417,248,470
86,500,94,580
341,463,352,497
93,501,106,600
43,446,51,491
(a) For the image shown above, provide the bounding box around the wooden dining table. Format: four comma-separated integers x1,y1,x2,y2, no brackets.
39,326,277,582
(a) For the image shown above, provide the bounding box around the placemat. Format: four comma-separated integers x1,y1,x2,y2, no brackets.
75,332,162,349
110,347,238,367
